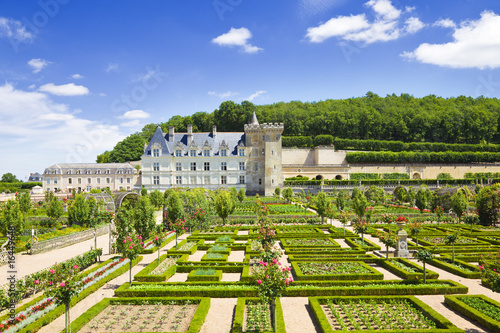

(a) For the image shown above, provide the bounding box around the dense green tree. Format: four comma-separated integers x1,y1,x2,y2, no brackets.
415,187,431,213
67,194,90,226
476,185,500,226
336,190,347,212
352,191,368,220
17,192,32,218
46,198,64,224
133,196,156,240
0,200,24,236
450,191,468,223
149,190,165,208
166,191,184,224
364,186,385,205
113,202,135,253
214,190,235,225
108,133,146,163
1,173,18,183
282,187,293,202
96,151,111,163
315,192,330,223
237,188,245,203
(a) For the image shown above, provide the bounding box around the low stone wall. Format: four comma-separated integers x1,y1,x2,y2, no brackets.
31,224,110,254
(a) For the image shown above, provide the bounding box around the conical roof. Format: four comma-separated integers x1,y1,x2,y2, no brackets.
249,111,259,125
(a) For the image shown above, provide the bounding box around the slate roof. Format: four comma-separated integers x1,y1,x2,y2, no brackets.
143,126,246,157
43,163,135,175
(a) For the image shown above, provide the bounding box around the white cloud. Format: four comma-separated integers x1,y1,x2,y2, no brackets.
405,17,426,34
212,27,262,53
120,120,141,128
298,0,345,16
306,15,370,43
39,83,89,96
402,11,500,69
28,59,50,73
0,83,124,179
0,17,34,42
118,110,150,120
208,91,239,99
365,0,401,20
105,63,119,73
245,90,267,101
305,0,423,44
71,74,84,79
433,18,456,29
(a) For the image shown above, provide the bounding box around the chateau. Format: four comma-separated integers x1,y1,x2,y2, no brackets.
141,113,284,195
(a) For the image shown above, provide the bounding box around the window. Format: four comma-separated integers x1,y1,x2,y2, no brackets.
220,149,227,157
153,149,160,157
97,178,100,184
105,170,110,174
78,178,82,184
120,178,124,184
68,178,72,184
175,149,182,157
127,178,131,183
262,148,265,155
190,162,196,171
153,163,160,171
86,169,91,174
239,162,245,171
76,170,81,175
96,170,101,174
190,150,196,157
221,175,227,185
153,176,160,185
176,163,182,171
54,179,58,184
221,162,227,171
254,164,258,171
204,162,210,171
239,176,245,184
117,169,122,174
46,179,50,184
106,178,110,184
190,176,196,184
68,170,72,175
88,178,91,184
176,176,182,185
274,165,276,169
259,178,262,185
203,150,210,157
239,149,245,156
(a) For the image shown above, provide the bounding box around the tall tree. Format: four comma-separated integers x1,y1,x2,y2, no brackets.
1,173,18,183
67,194,90,226
133,196,156,240
0,200,24,236
315,192,330,223
166,191,184,224
214,190,235,225
108,133,146,163
450,191,468,223
17,192,32,219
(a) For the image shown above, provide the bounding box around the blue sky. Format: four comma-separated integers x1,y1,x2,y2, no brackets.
1,0,500,180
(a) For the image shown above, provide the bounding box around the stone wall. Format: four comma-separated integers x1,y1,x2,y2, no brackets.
31,224,110,254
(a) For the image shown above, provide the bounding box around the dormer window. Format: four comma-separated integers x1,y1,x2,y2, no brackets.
76,170,81,175
96,170,101,175
239,149,245,157
175,150,182,157
67,170,72,175
153,149,160,157
190,150,196,157
52,170,57,175
105,169,110,174
203,150,210,157
86,169,91,174
220,149,227,157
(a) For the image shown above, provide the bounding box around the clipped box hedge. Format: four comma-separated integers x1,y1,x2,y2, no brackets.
428,258,481,278
187,269,223,282
291,261,384,281
69,297,210,333
445,294,500,333
380,258,439,280
344,237,382,251
176,263,244,273
140,231,176,254
232,297,285,333
309,295,463,333
134,253,180,282
201,253,229,262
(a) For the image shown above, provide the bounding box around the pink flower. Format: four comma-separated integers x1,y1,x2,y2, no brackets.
266,275,269,279
34,279,39,285
73,265,78,270
123,240,126,243
49,281,53,286
285,279,289,285
129,245,133,249
155,237,159,241
131,243,135,247
272,259,277,264
60,282,65,287
50,269,55,274
257,279,262,284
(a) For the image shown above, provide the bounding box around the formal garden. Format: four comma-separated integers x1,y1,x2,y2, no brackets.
2,184,500,332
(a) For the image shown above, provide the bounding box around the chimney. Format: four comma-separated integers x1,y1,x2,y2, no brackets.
212,125,217,137
187,124,193,145
168,126,174,141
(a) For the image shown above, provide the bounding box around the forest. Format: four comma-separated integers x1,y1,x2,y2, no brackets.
97,93,500,163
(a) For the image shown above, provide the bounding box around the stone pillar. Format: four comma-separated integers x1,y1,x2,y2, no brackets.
395,221,410,258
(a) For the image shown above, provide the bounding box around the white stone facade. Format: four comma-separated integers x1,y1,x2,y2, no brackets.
42,163,139,193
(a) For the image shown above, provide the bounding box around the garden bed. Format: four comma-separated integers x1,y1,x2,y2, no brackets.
291,261,384,281
444,294,500,333
232,297,286,333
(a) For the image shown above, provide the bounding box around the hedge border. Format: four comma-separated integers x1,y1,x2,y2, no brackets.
68,297,210,333
17,256,143,333
140,231,176,254
187,269,223,282
309,295,463,333
291,261,384,281
380,258,439,280
428,258,481,278
134,254,180,282
344,237,382,251
445,294,500,333
232,297,286,333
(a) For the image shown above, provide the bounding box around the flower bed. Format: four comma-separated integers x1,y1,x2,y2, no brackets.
445,295,500,333
232,298,285,333
380,258,439,280
69,297,210,333
167,240,199,255
310,296,462,332
428,258,481,278
281,238,339,247
291,261,383,281
344,237,382,251
141,231,176,254
201,253,229,262
419,236,488,246
187,269,222,282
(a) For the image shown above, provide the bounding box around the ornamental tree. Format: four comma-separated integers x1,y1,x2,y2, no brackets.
415,249,434,283
336,190,347,212
353,220,369,245
415,187,430,213
153,235,163,265
214,190,235,225
46,197,64,226
149,190,165,208
434,206,444,226
450,191,468,223
237,188,245,203
67,194,89,226
408,221,423,246
45,264,80,333
315,191,330,224
0,199,24,237
475,186,500,226
352,192,368,220
170,218,186,249
166,191,185,225
445,232,459,262
376,231,397,260
17,192,32,220
122,234,144,284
